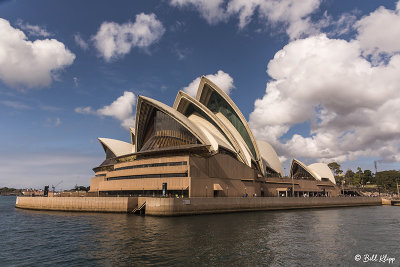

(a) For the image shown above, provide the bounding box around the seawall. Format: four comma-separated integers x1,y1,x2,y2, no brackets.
15,196,138,213
16,196,382,215
142,196,382,216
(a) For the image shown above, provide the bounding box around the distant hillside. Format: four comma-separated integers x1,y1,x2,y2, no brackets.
0,187,22,196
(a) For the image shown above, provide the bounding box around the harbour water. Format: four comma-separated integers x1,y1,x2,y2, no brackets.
1,196,399,266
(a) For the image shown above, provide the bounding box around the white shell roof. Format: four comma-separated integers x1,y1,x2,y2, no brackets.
195,76,264,174
130,127,135,145
216,112,252,166
187,113,234,152
173,90,245,162
308,163,336,184
290,159,336,184
256,140,283,177
135,95,213,152
98,138,135,157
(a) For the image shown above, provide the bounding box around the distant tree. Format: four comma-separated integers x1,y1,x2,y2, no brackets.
354,167,364,185
363,170,374,184
344,169,355,185
328,162,343,176
376,170,400,193
73,185,90,192
1,187,16,192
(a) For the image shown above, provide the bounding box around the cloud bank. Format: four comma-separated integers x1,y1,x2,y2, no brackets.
170,0,322,39
0,18,75,89
249,3,400,164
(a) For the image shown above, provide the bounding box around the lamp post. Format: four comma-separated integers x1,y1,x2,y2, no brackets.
342,180,345,195
291,174,295,197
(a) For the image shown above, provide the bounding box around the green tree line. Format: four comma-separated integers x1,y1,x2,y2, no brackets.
328,162,400,193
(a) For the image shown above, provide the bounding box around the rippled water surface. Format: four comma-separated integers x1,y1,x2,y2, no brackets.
1,196,400,266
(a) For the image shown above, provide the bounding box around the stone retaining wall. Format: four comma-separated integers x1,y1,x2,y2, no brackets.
15,196,138,213
15,196,382,215
141,196,382,216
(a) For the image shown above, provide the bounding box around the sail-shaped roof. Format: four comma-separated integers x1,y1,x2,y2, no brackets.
135,95,212,152
290,159,318,180
98,138,135,157
186,113,235,152
174,90,247,163
129,127,135,145
195,76,264,173
290,159,335,184
256,140,283,177
308,163,336,184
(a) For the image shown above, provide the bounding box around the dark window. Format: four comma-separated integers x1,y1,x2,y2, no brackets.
292,164,314,180
107,172,188,181
100,190,188,197
140,110,199,151
102,144,116,159
114,161,187,171
205,89,257,159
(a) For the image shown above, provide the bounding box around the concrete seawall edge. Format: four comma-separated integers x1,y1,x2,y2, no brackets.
15,196,382,216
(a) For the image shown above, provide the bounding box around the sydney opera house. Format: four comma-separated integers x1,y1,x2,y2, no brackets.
90,77,340,197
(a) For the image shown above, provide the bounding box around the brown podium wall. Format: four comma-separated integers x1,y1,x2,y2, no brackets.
15,197,138,213
143,196,382,216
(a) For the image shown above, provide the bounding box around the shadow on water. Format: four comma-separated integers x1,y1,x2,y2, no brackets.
1,196,400,266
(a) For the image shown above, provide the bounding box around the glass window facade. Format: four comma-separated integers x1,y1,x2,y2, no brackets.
140,110,199,152
100,190,189,198
102,144,116,159
107,172,188,181
292,164,314,180
114,161,187,171
205,90,257,159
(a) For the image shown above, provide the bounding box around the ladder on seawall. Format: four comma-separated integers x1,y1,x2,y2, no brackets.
131,201,146,214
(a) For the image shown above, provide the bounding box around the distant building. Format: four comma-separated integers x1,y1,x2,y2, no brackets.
22,190,44,196
90,76,340,197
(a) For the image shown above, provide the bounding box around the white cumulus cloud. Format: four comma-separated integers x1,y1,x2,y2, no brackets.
0,18,75,89
249,34,400,163
170,0,322,39
75,91,136,129
92,13,165,62
355,2,400,56
183,70,235,97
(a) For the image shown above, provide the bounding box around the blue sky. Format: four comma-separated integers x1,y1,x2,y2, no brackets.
1,0,399,189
